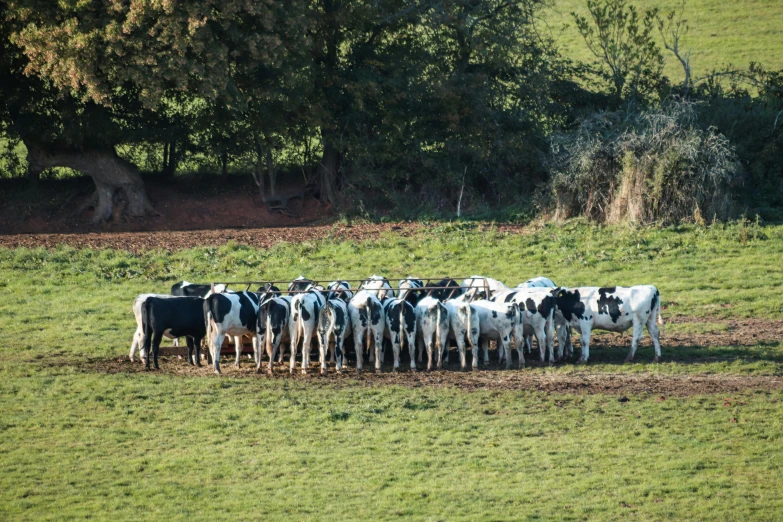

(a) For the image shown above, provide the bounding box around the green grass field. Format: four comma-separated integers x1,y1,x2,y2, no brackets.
2,223,783,520
544,0,783,82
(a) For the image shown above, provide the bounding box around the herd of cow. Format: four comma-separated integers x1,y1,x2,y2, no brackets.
130,276,663,375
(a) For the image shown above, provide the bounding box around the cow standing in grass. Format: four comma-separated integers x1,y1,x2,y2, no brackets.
553,286,663,363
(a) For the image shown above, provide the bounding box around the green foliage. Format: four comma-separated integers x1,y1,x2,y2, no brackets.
573,0,665,101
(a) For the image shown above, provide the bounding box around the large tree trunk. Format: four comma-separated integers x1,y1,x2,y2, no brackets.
316,141,340,205
25,141,155,224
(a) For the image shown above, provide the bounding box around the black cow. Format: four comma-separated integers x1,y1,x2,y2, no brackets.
141,296,206,370
171,281,226,297
427,278,463,301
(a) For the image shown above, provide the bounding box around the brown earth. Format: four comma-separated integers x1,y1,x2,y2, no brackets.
87,319,783,397
91,355,783,397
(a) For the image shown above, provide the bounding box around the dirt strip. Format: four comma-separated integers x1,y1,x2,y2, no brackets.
0,222,538,252
92,356,783,396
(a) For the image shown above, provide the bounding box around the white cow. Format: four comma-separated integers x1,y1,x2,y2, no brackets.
443,297,480,370
256,295,293,373
360,275,395,299
461,275,508,300
552,286,663,363
470,300,523,369
415,296,450,371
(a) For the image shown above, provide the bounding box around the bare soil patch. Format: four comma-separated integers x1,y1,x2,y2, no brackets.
90,348,783,397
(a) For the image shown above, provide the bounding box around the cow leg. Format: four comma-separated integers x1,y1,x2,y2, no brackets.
391,337,401,372
353,329,364,373
576,328,591,363
456,334,467,371
407,335,417,372
647,315,662,363
186,336,195,365
524,335,532,354
130,328,142,363
502,335,512,369
300,328,315,375
481,337,489,365
318,333,328,375
416,336,424,363
625,320,644,363
267,334,280,373
535,325,548,364
151,331,163,370
172,338,180,348
233,336,243,368
251,336,260,366
212,332,224,374
374,330,383,373
193,336,203,366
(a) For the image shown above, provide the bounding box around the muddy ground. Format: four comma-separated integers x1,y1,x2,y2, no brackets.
85,317,783,397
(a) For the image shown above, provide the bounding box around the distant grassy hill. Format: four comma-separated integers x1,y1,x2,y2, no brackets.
543,0,783,82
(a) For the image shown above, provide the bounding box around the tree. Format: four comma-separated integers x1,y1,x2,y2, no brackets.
4,0,308,220
573,0,664,102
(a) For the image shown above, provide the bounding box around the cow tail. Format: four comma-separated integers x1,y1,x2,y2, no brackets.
141,298,153,358
365,296,373,352
465,304,473,347
292,297,302,351
202,299,212,354
436,302,447,353
264,303,273,357
656,289,663,326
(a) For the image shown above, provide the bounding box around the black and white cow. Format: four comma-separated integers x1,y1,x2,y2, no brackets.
470,300,523,369
171,280,226,297
381,296,417,372
414,296,450,371
288,276,314,295
317,299,352,374
348,290,386,373
461,275,508,300
130,293,179,363
360,275,395,299
552,286,663,363
517,276,572,358
203,290,261,374
492,288,556,363
290,288,326,374
256,295,293,373
427,278,463,301
398,277,425,306
326,280,353,303
443,296,480,370
141,296,206,370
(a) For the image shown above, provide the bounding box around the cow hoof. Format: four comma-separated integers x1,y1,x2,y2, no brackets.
375,368,382,374
336,369,343,375
410,368,417,373
576,359,587,365
320,369,327,376
302,369,308,375
653,357,660,363
624,357,633,363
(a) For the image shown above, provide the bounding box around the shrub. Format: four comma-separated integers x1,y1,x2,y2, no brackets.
549,100,741,225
